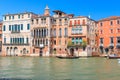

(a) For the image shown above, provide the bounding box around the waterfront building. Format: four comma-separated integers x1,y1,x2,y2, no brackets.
68,16,96,56
50,10,72,56
0,22,2,53
2,6,97,56
97,16,120,54
2,12,37,56
31,6,51,56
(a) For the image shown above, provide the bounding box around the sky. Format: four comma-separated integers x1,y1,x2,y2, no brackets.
0,0,120,20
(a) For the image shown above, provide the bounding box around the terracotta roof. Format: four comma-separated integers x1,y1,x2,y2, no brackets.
99,16,120,21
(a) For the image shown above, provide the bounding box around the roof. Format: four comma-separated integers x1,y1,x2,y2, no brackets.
98,16,120,22
3,12,37,16
53,10,66,14
67,14,74,16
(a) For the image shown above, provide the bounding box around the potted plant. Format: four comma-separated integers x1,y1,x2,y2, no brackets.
82,40,87,51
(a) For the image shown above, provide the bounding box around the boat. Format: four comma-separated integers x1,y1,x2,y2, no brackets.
107,54,120,59
108,56,120,59
56,56,80,59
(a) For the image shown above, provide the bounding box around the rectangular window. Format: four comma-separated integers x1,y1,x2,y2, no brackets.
78,20,80,25
26,38,29,44
15,25,17,31
100,30,103,34
79,37,82,43
18,25,20,31
21,38,24,44
28,14,30,18
64,18,67,25
54,29,56,37
46,39,48,45
82,19,85,25
59,19,62,25
10,38,12,44
76,38,78,44
74,20,77,25
54,40,56,45
21,24,23,30
36,19,38,24
18,15,20,19
22,15,24,18
59,40,61,45
110,37,114,43
27,24,30,30
4,37,6,43
3,25,6,31
117,20,120,24
100,22,103,26
4,16,6,20
117,28,120,33
12,16,14,19
9,25,11,31
9,16,11,20
69,21,72,27
110,21,113,26
64,28,68,36
59,28,62,37
20,38,22,44
0,34,2,38
117,37,120,43
12,25,14,31
110,29,113,33
44,18,46,24
54,19,56,24
100,38,103,44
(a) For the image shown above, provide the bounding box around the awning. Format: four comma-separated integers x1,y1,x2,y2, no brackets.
116,44,120,49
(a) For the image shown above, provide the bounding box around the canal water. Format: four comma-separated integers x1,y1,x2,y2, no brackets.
0,57,120,80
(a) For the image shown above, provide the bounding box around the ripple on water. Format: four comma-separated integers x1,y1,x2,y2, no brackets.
0,57,120,80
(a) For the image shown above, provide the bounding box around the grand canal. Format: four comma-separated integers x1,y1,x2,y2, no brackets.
0,57,120,80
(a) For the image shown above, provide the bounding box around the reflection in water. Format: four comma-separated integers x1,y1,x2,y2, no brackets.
0,57,120,80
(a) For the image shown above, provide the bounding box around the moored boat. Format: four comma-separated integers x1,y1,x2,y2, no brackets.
107,54,120,59
56,56,80,59
108,56,120,59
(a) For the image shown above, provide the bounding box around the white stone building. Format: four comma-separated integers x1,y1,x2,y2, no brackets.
2,12,37,56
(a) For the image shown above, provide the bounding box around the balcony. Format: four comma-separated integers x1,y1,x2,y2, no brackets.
59,22,62,26
51,36,56,38
64,22,68,25
99,44,103,47
11,30,20,33
64,35,68,37
58,35,62,38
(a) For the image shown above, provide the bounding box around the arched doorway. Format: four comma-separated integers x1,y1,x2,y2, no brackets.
23,48,26,54
53,48,56,54
10,47,13,56
39,48,43,56
99,46,104,54
70,48,74,56
6,47,9,56
14,47,18,56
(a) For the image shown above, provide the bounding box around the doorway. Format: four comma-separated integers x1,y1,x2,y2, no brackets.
70,48,74,56
40,48,43,56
